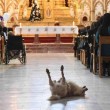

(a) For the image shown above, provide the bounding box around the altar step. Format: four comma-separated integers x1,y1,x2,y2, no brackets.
25,43,74,53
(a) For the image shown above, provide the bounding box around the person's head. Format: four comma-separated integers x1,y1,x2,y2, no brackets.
96,16,101,21
54,21,60,26
12,24,19,33
102,13,110,26
8,31,14,37
3,27,7,33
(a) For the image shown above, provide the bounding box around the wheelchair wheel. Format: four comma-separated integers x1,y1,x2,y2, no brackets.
5,50,9,65
19,45,26,64
22,50,26,64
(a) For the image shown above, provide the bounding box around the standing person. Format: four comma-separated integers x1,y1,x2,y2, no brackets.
29,0,41,22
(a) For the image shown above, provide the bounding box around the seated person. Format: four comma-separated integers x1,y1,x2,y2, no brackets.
95,13,110,56
7,31,20,59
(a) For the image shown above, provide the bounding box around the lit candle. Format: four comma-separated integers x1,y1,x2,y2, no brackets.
20,23,22,27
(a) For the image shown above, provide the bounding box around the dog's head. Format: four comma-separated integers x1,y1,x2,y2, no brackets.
50,78,68,97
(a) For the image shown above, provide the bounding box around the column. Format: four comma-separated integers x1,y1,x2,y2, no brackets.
90,0,95,21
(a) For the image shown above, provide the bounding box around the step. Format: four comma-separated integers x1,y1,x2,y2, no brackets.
25,43,74,53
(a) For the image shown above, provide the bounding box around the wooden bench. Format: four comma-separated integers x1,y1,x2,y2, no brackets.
91,37,98,74
99,36,110,77
0,37,1,63
80,49,86,65
0,37,5,64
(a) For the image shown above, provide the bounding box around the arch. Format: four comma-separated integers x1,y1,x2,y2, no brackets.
6,0,19,11
81,2,91,21
105,0,110,8
94,1,104,11
94,1,104,20
106,1,110,13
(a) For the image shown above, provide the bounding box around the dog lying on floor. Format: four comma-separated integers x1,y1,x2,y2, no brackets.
46,65,88,100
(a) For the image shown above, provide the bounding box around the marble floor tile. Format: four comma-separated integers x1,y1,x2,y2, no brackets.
0,53,110,110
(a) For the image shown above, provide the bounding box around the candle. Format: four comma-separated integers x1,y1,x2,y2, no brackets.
20,23,22,27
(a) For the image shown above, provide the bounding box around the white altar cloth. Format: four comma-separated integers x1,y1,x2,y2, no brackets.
15,26,78,35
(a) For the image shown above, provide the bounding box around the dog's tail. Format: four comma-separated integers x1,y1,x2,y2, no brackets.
46,68,54,86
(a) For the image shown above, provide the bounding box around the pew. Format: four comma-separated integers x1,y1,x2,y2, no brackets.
80,49,86,65
0,37,5,64
99,36,110,77
0,37,1,63
92,38,97,74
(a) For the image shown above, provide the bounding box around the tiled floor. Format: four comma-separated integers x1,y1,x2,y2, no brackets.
0,53,110,110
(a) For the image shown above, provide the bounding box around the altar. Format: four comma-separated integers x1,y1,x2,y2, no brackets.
15,26,78,43
5,0,81,28
4,0,80,44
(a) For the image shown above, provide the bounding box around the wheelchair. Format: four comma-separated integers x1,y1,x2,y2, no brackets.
4,35,26,64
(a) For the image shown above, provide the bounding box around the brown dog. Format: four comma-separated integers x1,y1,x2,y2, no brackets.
46,65,88,100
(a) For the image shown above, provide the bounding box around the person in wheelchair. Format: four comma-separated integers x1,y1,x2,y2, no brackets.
7,31,20,59
4,31,26,64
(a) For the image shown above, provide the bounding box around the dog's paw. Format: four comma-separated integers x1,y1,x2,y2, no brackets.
61,65,64,71
46,68,50,74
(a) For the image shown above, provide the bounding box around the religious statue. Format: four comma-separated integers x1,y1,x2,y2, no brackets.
28,0,41,21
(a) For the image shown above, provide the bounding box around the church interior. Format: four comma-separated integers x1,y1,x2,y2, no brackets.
1,0,110,110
